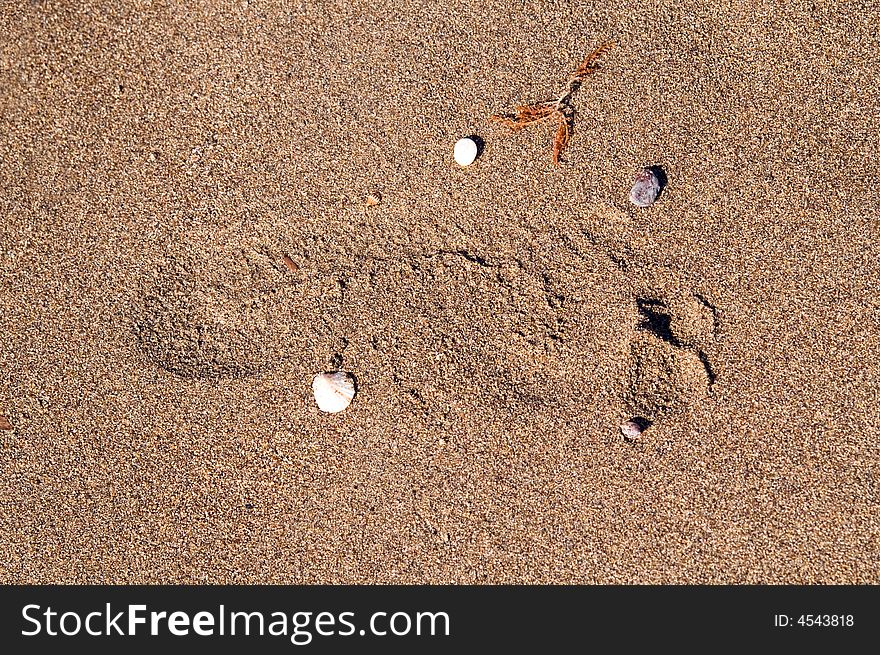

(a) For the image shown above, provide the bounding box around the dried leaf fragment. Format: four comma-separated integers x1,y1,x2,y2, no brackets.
490,41,613,166
490,102,558,130
552,116,572,166
572,41,615,81
282,255,299,272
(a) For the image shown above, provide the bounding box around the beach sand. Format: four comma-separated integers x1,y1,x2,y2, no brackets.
1,0,878,583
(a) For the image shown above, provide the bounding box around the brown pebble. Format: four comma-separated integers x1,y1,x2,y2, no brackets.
282,255,299,272
0,415,12,431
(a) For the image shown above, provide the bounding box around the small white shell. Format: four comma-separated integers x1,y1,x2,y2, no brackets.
312,371,356,413
453,137,478,166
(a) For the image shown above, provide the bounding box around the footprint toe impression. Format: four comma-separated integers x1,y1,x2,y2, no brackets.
626,294,718,419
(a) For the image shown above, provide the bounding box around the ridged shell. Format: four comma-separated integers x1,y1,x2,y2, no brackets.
312,371,356,413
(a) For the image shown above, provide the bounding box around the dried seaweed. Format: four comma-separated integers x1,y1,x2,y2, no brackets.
490,41,613,166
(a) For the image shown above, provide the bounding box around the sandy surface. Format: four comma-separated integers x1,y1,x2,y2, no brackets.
1,0,878,583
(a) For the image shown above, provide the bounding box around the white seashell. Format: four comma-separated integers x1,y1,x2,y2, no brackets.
453,137,478,166
312,371,356,413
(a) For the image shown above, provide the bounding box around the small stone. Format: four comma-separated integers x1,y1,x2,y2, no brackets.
629,167,662,207
0,415,12,431
312,371,356,413
453,137,478,166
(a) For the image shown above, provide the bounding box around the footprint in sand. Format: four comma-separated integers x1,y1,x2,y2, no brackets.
132,202,720,434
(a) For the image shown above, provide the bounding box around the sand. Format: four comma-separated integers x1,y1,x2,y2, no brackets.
0,0,878,584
